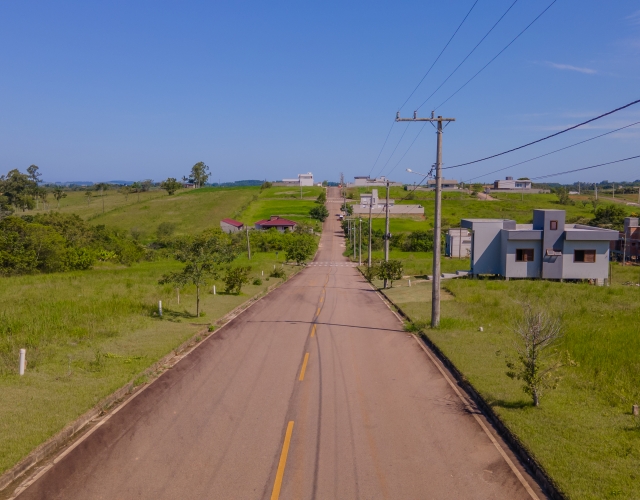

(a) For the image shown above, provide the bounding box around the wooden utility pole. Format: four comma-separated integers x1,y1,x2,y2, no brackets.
397,111,455,328
359,218,362,266
246,227,251,260
383,181,390,288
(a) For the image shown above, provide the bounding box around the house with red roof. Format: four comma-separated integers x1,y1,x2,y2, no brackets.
220,218,245,233
254,216,297,233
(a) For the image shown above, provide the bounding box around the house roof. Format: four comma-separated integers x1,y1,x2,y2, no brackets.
221,218,244,228
255,216,297,227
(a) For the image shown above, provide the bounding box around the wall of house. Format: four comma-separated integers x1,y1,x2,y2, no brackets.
446,230,471,258
562,240,610,280
468,222,505,275
501,236,542,278
220,222,242,233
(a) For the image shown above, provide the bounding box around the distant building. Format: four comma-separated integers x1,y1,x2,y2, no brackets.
255,216,297,233
445,229,471,258
353,189,424,215
220,218,244,233
461,209,619,283
611,217,640,263
352,176,402,187
493,176,532,190
427,179,459,189
282,172,314,186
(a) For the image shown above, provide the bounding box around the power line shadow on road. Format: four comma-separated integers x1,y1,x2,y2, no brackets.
245,319,404,333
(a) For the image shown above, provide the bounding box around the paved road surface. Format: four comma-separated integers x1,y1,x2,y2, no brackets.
17,188,543,499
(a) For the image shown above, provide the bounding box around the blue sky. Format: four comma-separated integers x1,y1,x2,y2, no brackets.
0,0,639,184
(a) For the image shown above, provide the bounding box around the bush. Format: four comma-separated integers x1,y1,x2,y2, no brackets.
589,204,627,230
270,267,286,278
252,278,262,285
157,222,177,240
378,260,403,287
403,231,433,252
223,265,252,294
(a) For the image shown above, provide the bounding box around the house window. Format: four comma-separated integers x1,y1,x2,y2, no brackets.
550,220,558,230
574,250,596,263
516,249,534,262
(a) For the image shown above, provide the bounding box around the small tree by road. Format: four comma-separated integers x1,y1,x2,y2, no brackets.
506,304,567,407
161,178,182,195
223,265,252,294
285,233,316,265
159,229,237,316
316,191,326,204
378,259,403,288
309,205,329,222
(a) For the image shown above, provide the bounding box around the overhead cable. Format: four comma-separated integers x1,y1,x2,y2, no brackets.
435,0,557,110
416,0,520,111
399,0,480,112
375,123,411,177
386,123,429,176
530,155,640,180
443,97,640,170
462,120,640,182
368,120,396,176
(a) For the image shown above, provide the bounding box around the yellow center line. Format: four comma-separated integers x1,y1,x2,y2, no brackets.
298,352,310,381
316,307,321,316
271,421,295,500
310,324,316,337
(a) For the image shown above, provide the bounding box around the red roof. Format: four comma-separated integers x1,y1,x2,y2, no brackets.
221,218,244,228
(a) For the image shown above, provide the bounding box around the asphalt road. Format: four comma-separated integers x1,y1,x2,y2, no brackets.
17,188,544,499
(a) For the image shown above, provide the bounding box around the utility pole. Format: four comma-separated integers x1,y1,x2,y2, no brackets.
384,180,390,288
613,184,615,199
637,186,640,205
246,226,251,260
359,218,362,266
397,111,455,328
300,180,302,199
340,173,345,211
578,181,580,195
368,201,372,267
595,183,598,200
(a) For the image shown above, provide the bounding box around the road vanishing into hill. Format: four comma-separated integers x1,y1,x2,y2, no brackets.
16,187,545,499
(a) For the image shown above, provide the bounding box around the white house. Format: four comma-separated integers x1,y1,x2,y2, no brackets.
427,179,459,189
353,189,424,215
283,172,314,186
493,176,532,190
445,229,471,258
461,209,619,284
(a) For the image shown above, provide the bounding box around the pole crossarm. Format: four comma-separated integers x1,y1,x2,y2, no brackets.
396,111,455,123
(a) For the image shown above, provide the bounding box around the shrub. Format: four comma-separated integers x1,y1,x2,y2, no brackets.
284,233,316,264
252,278,262,285
270,267,286,278
378,260,403,287
223,265,252,294
309,205,329,222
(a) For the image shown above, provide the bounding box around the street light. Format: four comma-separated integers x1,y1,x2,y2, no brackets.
406,168,430,178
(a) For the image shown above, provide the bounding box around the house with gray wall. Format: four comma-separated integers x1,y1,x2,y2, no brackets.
445,228,471,258
461,209,619,283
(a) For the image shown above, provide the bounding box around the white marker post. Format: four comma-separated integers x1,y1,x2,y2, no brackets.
158,300,162,317
213,285,216,295
262,270,264,276
19,349,26,376
408,279,411,287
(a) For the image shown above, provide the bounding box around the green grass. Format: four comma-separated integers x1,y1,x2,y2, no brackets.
0,252,299,475
354,249,468,277
378,263,640,499
0,184,317,477
258,186,323,199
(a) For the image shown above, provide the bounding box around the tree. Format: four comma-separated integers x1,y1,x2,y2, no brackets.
159,229,237,316
284,233,316,264
506,304,566,407
157,222,177,241
555,187,572,205
119,185,132,201
261,181,272,190
190,162,210,188
590,204,627,230
316,191,326,204
309,205,329,222
0,169,37,211
27,165,42,208
340,202,353,216
84,191,93,205
131,182,142,202
141,180,153,192
161,177,182,195
223,265,251,294
378,260,403,288
53,187,67,208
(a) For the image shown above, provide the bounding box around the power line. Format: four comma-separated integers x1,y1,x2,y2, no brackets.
375,123,411,177
386,123,429,176
399,0,480,112
462,120,640,182
443,97,640,170
435,0,557,110
530,155,640,180
368,120,396,176
415,0,520,111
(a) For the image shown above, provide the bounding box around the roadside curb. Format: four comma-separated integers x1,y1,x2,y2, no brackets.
357,268,565,500
0,266,305,495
